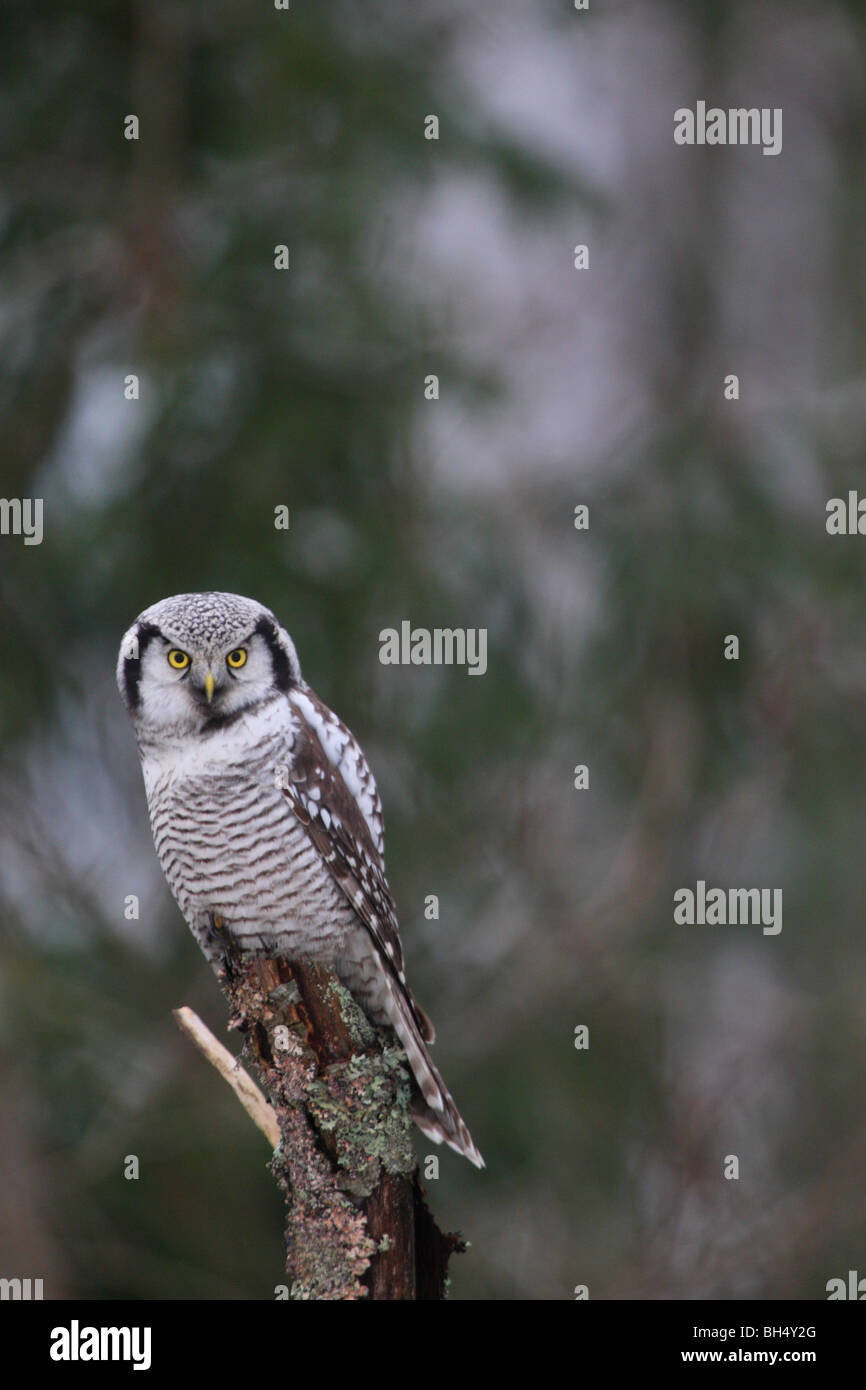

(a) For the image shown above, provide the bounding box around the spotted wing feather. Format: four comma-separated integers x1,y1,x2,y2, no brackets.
282,686,435,1045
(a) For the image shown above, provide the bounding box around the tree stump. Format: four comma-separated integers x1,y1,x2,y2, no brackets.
217,947,465,1300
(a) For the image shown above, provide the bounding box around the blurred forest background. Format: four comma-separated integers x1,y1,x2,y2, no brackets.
2,0,866,1300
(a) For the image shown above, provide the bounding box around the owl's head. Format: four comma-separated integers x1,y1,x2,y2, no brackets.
117,591,302,731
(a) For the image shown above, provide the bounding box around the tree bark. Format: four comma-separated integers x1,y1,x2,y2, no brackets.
216,946,464,1300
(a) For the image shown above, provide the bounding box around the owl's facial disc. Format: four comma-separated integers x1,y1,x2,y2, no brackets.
117,592,302,729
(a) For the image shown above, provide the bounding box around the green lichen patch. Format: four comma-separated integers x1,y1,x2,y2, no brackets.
324,976,379,1048
307,1046,415,1195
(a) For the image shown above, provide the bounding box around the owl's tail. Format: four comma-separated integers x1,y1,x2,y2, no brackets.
380,974,485,1170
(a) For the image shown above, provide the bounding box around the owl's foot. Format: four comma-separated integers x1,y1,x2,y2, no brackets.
207,912,239,983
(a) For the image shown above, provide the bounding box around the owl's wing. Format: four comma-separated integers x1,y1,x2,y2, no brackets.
279,684,435,1044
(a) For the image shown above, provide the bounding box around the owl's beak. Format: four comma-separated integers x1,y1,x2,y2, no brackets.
204,670,216,704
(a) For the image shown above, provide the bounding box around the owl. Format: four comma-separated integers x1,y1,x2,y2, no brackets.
117,591,483,1168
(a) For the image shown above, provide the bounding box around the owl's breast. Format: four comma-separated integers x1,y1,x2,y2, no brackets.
140,721,354,953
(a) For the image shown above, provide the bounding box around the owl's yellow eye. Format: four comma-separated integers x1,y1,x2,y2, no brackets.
227,648,247,670
167,649,190,671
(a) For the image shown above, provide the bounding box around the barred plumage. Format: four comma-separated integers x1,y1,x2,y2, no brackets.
117,591,484,1168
